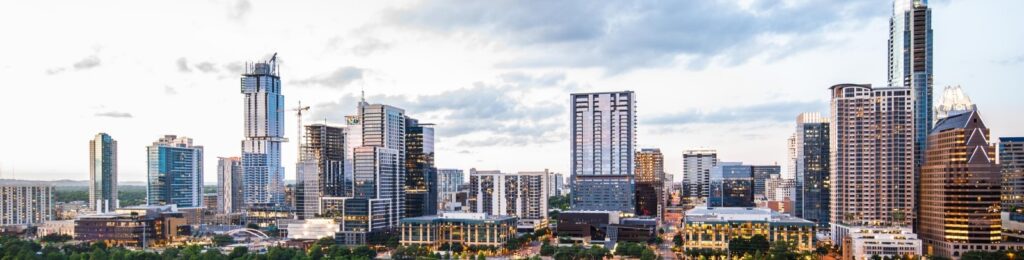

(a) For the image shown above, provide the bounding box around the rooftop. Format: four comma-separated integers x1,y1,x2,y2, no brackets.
685,207,814,225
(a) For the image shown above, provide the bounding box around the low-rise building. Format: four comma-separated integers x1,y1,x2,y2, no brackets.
74,205,188,248
36,220,75,237
399,212,517,249
683,207,816,252
839,227,922,260
243,204,293,228
285,218,341,240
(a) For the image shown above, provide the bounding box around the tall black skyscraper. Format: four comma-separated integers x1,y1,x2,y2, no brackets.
405,118,437,217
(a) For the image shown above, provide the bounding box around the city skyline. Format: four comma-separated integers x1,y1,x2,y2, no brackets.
1,1,1023,183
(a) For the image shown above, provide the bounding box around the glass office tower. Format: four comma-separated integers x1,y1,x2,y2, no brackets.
147,135,204,208
89,133,118,213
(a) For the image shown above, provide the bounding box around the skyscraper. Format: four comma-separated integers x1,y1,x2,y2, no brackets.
920,109,1002,258
147,135,204,208
89,133,118,213
790,113,831,229
635,148,664,219
683,149,717,204
1001,138,1024,212
217,157,243,213
829,84,915,241
240,54,286,208
570,91,637,212
889,0,933,231
405,118,437,218
329,101,406,244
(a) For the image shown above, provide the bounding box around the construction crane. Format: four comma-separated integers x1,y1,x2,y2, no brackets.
290,101,311,160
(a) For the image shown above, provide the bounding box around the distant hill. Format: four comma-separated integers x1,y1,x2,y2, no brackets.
0,179,147,187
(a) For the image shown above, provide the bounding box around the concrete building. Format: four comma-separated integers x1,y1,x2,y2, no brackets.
1001,137,1024,212
508,170,549,231
840,227,922,260
829,84,915,242
683,149,717,204
405,118,437,218
74,205,187,248
547,173,564,197
570,91,636,212
89,133,118,213
468,169,548,230
682,207,816,252
764,174,796,215
399,212,517,249
468,169,508,216
217,157,243,214
635,148,665,219
147,135,204,208
240,54,287,207
0,182,54,225
920,109,1007,258
789,112,831,229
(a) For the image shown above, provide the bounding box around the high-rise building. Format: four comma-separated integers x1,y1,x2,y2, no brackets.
547,173,564,197
294,160,320,220
889,0,933,179
217,157,243,213
829,84,915,242
438,169,464,212
327,101,407,244
751,165,780,200
635,148,664,219
295,124,346,219
889,1,933,234
89,133,118,213
240,54,286,208
1001,138,1024,212
789,112,831,229
468,169,507,216
405,118,437,218
304,124,347,197
683,149,717,204
468,169,548,229
920,109,1003,258
709,163,754,208
0,182,54,225
570,91,636,212
509,171,549,231
146,135,204,208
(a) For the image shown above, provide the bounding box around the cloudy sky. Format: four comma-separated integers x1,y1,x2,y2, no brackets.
1,0,1022,183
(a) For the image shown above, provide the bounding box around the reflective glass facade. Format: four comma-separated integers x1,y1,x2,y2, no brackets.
570,91,636,211
146,135,204,208
240,57,286,207
89,133,118,213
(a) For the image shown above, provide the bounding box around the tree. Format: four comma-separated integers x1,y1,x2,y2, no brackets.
39,233,73,244
228,246,249,259
212,234,236,246
672,233,683,247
